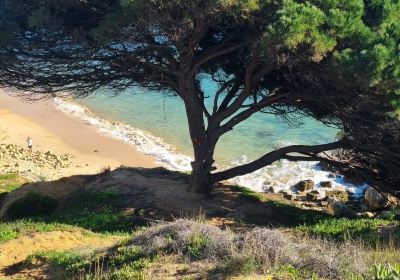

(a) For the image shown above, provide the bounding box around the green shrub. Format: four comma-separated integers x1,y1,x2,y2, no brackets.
0,225,18,242
231,185,264,202
107,263,148,280
109,246,144,266
297,218,394,243
274,264,319,280
0,220,76,243
5,192,58,219
0,173,26,193
26,250,91,275
49,190,142,233
370,263,400,280
187,232,209,259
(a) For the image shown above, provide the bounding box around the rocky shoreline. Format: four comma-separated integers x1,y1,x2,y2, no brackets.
269,178,400,219
0,129,398,219
0,142,72,180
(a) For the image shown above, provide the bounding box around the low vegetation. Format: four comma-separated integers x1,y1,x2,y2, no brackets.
5,192,59,219
0,220,78,243
19,219,399,279
0,173,26,193
0,173,399,279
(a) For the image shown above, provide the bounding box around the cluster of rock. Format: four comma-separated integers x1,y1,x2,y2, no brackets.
271,179,399,219
0,143,72,179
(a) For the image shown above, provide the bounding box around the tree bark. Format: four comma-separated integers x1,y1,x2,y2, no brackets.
180,77,218,194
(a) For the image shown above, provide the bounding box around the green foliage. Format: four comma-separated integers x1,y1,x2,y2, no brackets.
47,190,142,233
0,190,144,244
0,220,76,243
231,185,265,202
187,232,209,259
0,173,26,193
109,246,144,266
0,224,18,243
274,264,319,280
26,246,158,279
107,262,149,280
5,192,59,220
370,263,400,280
26,250,91,275
297,218,396,244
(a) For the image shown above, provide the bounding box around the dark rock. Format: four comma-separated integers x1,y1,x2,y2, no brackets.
294,195,308,202
306,192,319,201
283,193,296,201
294,180,314,192
364,187,388,210
267,186,278,193
320,181,332,188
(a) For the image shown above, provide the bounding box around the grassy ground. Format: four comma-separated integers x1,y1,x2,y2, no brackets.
0,173,27,194
0,173,399,279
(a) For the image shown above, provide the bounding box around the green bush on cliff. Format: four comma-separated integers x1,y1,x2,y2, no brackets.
5,192,58,219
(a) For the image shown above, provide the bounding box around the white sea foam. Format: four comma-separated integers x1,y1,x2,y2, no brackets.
229,155,367,199
53,97,193,171
53,97,367,198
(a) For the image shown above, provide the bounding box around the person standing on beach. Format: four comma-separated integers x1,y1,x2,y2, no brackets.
27,136,33,152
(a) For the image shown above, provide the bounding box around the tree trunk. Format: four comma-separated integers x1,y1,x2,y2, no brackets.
180,78,217,194
188,139,216,193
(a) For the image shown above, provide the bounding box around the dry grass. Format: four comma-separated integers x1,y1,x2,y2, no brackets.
130,219,369,278
131,219,235,261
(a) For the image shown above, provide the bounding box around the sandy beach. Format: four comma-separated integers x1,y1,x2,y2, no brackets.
0,89,157,179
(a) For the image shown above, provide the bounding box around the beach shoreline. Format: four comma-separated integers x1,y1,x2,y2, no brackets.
0,89,158,179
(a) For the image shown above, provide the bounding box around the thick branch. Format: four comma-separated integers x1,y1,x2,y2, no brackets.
211,140,346,183
216,90,288,137
189,42,243,77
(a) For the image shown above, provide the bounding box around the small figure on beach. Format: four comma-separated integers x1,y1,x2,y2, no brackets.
26,136,33,152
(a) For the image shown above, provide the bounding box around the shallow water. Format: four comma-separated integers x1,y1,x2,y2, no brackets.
55,79,366,196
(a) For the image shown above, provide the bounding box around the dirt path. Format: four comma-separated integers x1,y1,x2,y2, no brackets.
0,231,120,279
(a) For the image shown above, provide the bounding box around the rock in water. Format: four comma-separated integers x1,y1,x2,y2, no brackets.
294,180,314,192
306,191,320,201
364,187,388,210
320,181,332,188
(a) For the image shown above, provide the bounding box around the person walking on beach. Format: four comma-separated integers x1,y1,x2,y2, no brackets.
27,136,33,152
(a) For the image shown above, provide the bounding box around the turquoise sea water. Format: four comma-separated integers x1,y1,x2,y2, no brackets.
78,79,338,166
58,78,366,196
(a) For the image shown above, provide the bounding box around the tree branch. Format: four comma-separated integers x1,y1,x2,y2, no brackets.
211,140,346,183
189,42,244,77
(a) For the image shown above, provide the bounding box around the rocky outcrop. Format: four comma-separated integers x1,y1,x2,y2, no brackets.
294,180,314,192
326,197,356,217
326,197,345,216
320,181,332,188
306,190,320,201
326,190,349,203
364,187,388,210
